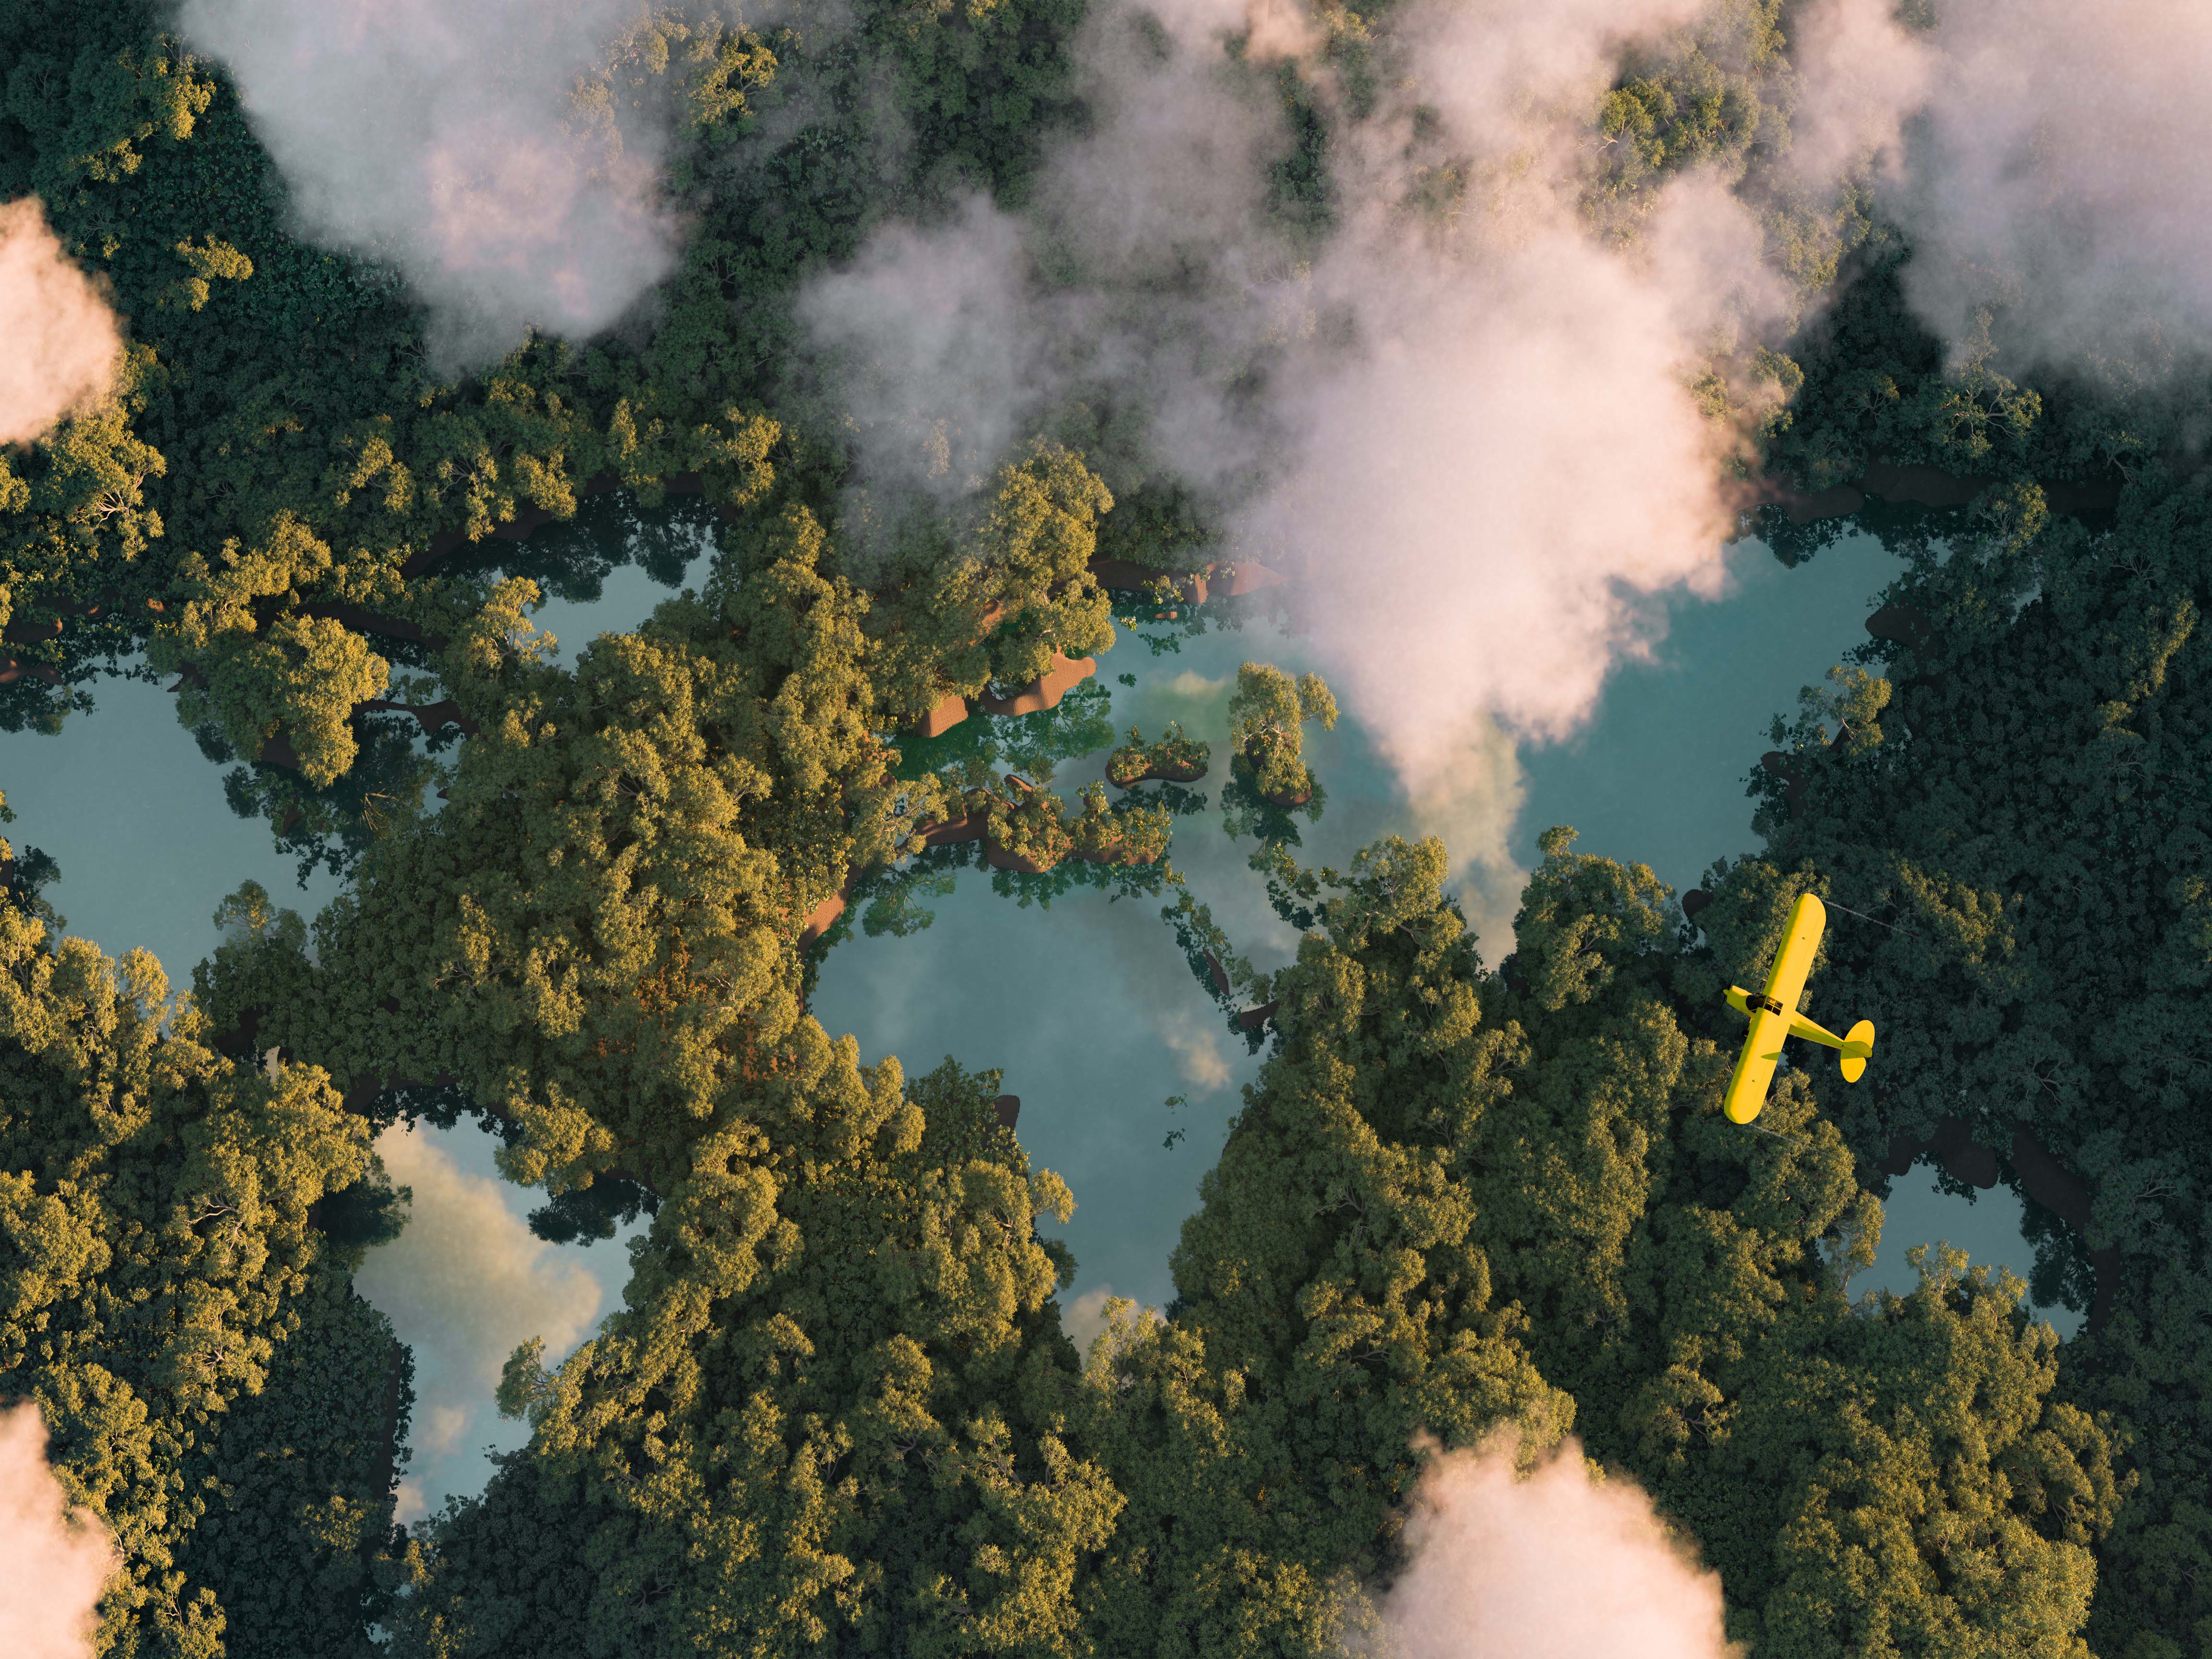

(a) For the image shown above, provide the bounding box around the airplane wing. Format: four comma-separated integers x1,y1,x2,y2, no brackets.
1764,893,1827,1012
1722,894,1828,1124
1723,1003,1786,1123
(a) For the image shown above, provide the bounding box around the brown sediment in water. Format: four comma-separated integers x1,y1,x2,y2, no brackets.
304,601,448,650
1758,751,1807,819
1876,1115,2120,1335
397,469,713,580
1211,561,1286,597
1203,949,1231,998
256,731,306,772
1069,844,1159,866
339,1069,464,1116
367,1335,407,1513
1088,557,1169,592
978,653,1095,717
1088,556,1288,601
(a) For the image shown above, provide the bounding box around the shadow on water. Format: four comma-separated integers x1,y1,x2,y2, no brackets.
1857,1166,2088,1338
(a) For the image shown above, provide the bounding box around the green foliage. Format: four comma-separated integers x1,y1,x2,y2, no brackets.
0,908,398,1655
9,0,2203,1648
1226,662,1336,802
1106,720,1210,787
194,512,932,1201
1719,452,2212,1655
1069,781,1172,865
1488,835,2123,1654
390,1056,1115,1658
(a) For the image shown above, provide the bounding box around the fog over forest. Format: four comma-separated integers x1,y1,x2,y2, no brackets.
2,0,2209,1653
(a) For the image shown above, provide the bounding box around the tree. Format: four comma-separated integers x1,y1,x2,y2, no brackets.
388,1055,1118,1659
1485,831,2124,1655
0,905,405,1655
1226,663,1336,805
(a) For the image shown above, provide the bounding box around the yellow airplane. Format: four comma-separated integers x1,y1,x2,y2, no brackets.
1722,892,1875,1123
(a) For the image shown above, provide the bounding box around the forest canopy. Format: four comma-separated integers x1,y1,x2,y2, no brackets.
2,0,2210,1654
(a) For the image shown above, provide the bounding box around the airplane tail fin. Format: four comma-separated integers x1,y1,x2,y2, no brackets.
1839,1019,1875,1082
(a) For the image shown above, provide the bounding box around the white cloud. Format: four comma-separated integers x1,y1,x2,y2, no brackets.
416,1403,472,1456
796,198,1042,500
798,0,1794,796
0,199,120,447
1803,0,2212,379
1061,1283,1163,1365
177,0,681,362
1401,711,1529,953
1157,670,1230,703
1355,1433,1734,1659
354,1125,604,1513
1781,0,1935,193
0,1402,114,1659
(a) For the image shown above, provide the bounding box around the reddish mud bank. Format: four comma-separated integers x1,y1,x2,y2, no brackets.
1739,603,1947,823
1877,1116,2119,1334
369,1337,407,1508
985,842,1056,875
978,653,1095,717
303,601,446,649
797,885,849,951
911,692,968,738
361,698,478,738
398,469,714,580
921,815,986,847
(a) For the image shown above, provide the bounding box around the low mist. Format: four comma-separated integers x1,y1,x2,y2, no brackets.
1791,0,2212,382
1357,1434,1735,1659
1893,0,2212,375
0,1402,114,1659
800,0,1787,791
0,199,121,447
177,0,679,363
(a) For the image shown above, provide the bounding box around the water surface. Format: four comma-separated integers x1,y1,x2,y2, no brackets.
0,514,2089,1516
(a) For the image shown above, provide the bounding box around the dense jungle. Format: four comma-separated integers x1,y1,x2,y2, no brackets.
0,0,2206,1655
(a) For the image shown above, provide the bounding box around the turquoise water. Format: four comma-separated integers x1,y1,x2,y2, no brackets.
0,665,347,978
812,530,1977,1315
353,1117,646,1520
0,510,2087,1513
1859,1170,2083,1338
